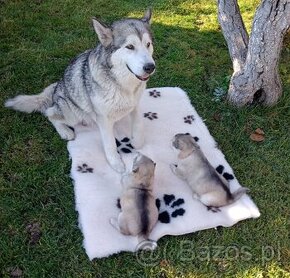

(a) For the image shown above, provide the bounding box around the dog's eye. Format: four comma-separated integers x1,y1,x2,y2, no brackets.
126,44,135,50
146,42,151,48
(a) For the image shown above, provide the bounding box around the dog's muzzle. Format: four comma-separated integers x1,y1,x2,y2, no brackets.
143,63,155,74
126,64,154,81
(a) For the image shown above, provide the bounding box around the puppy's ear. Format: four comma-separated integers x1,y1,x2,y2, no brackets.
141,8,152,24
92,18,113,47
190,136,200,148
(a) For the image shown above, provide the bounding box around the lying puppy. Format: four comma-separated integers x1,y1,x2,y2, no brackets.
110,153,158,247
170,133,248,210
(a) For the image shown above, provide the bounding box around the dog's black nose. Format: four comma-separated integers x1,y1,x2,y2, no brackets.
143,63,155,74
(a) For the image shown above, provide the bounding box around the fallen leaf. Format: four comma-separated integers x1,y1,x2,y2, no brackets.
160,259,169,267
213,112,222,122
255,128,265,135
250,129,265,142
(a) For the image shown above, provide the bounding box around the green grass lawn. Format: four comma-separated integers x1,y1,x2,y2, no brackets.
1,0,289,277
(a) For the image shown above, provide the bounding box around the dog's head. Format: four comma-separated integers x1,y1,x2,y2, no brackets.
92,9,155,82
132,152,156,184
172,133,199,159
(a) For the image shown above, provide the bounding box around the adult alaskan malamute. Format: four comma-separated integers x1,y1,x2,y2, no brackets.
5,9,155,173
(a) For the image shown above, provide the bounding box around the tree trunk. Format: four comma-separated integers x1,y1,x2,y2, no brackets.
217,0,290,106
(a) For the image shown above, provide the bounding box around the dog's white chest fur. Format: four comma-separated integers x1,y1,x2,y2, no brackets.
91,81,145,121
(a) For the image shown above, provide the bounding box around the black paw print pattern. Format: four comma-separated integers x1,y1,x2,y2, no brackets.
115,137,135,154
77,163,94,173
215,165,235,181
184,115,195,124
149,90,161,98
156,194,186,224
144,112,158,120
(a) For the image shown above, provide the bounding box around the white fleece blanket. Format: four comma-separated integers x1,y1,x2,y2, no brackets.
68,87,260,260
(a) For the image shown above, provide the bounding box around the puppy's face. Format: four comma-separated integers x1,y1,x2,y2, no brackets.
172,133,198,159
132,153,156,183
172,133,195,151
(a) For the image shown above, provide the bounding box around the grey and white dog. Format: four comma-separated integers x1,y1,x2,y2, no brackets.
5,9,155,173
170,133,249,209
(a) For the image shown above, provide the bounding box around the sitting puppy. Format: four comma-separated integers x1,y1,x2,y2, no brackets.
110,153,158,247
170,133,248,210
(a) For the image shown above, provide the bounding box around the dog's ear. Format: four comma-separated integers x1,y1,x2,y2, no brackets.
92,18,113,47
141,8,152,24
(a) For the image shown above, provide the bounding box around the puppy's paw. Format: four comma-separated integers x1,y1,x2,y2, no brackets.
109,218,119,230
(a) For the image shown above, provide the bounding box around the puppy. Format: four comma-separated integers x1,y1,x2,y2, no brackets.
110,153,158,246
170,133,248,209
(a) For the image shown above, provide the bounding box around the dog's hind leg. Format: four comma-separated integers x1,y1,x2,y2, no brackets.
97,117,125,173
45,107,75,140
110,215,131,235
199,193,223,209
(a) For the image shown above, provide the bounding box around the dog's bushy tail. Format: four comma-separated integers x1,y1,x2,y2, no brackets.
231,187,249,203
5,82,57,114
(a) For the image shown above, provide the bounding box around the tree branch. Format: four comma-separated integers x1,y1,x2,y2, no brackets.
228,0,290,105
217,0,249,72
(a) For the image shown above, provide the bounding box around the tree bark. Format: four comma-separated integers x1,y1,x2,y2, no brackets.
217,0,249,72
217,0,290,106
